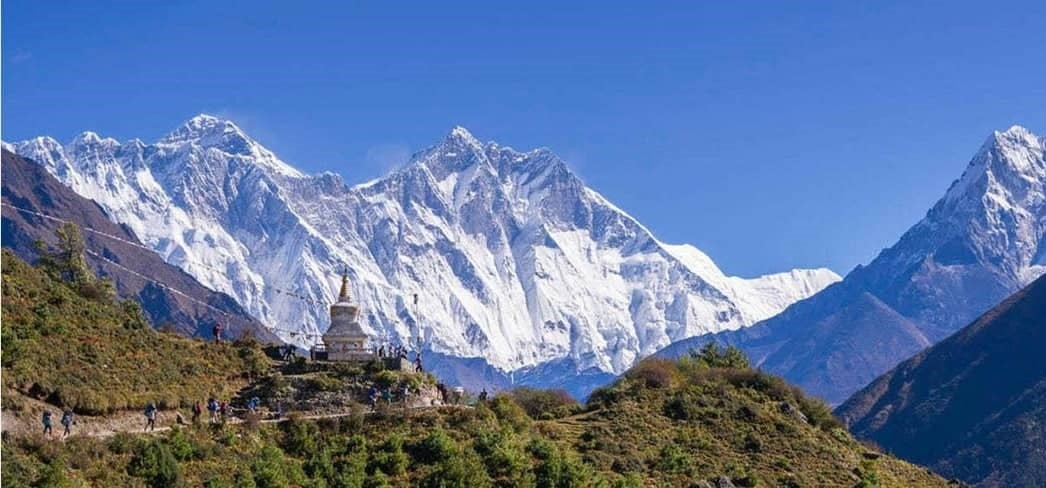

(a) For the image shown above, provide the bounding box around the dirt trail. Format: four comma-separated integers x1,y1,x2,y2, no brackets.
2,394,467,441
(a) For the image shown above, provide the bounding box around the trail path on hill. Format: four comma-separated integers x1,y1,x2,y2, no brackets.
2,394,467,441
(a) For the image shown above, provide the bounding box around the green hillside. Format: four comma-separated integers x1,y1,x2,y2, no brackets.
1,247,268,414
0,247,946,487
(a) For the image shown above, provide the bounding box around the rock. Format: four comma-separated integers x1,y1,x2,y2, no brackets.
779,402,808,424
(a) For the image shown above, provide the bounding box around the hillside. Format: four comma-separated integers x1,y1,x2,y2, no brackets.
0,250,269,414
1,149,275,342
0,361,947,487
659,126,1046,404
1,261,946,488
837,275,1046,487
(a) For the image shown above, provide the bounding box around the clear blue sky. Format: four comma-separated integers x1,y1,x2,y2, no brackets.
4,1,1044,277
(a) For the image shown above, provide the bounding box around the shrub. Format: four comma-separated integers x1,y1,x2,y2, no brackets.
488,395,531,432
509,388,579,420
654,443,691,474
281,416,320,456
663,391,702,421
251,445,295,488
166,427,196,461
528,439,589,488
413,428,458,464
420,445,492,488
689,342,750,369
129,440,180,487
370,435,408,476
625,358,680,389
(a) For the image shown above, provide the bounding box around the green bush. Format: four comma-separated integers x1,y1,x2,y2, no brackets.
420,445,492,488
129,440,180,487
370,434,408,476
625,358,680,389
413,428,458,464
528,439,589,488
509,388,579,420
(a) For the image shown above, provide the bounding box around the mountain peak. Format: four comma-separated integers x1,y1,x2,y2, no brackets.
70,131,119,148
995,124,1037,141
160,113,257,157
441,125,484,151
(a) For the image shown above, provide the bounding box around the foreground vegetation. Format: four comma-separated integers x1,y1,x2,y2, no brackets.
2,350,946,487
1,233,946,486
1,241,268,414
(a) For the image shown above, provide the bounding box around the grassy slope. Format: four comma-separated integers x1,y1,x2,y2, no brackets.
2,360,946,487
1,249,268,414
1,250,944,486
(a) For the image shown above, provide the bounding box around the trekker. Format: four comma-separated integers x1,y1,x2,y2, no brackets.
144,403,158,432
414,356,423,373
247,397,260,413
61,409,75,437
275,402,284,420
368,387,378,411
401,385,410,409
382,388,392,406
436,383,448,405
42,411,53,437
207,398,219,423
479,389,488,402
192,401,203,424
219,400,229,422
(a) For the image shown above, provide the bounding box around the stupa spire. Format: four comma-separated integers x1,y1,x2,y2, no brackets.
339,270,350,301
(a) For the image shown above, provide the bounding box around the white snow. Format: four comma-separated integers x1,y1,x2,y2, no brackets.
12,118,842,380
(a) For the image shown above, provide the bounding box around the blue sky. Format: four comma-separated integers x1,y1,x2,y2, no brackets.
4,1,1045,277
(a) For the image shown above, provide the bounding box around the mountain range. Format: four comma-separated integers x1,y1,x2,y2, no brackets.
658,125,1046,404
5,116,838,394
0,149,273,341
837,274,1046,487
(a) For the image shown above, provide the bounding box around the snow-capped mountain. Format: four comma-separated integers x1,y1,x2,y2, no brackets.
9,115,838,387
659,125,1046,404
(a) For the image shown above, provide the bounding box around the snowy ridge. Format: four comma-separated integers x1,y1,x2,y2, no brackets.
656,124,1046,404
10,115,839,385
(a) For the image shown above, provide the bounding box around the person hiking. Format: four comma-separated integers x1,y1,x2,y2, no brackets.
414,356,423,373
382,388,392,406
212,323,223,343
479,389,488,402
401,385,410,409
42,411,53,438
61,409,75,437
247,397,260,414
144,403,158,432
275,401,284,420
219,400,229,422
436,383,448,405
207,398,219,423
192,401,203,424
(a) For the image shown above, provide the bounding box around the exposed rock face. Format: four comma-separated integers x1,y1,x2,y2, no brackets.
836,275,1046,488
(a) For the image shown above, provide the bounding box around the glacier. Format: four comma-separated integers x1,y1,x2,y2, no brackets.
9,115,839,388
